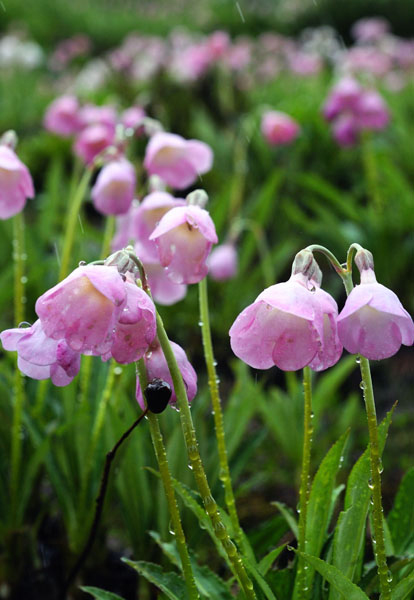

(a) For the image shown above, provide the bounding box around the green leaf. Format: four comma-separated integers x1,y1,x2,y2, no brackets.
329,407,395,600
299,553,370,600
391,574,414,600
258,545,286,576
388,467,414,555
304,430,350,591
243,555,279,600
271,502,298,540
81,587,126,600
123,559,187,600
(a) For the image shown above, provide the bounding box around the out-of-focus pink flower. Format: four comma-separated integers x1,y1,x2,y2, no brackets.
73,123,115,164
208,243,238,281
78,104,117,132
101,279,156,364
150,204,218,284
345,47,392,77
229,273,342,371
225,39,251,71
91,158,136,215
322,77,363,121
337,268,414,360
351,17,390,43
44,95,82,137
261,111,300,146
136,340,197,410
0,145,34,219
144,132,213,189
207,31,230,59
111,203,140,251
332,113,359,147
356,90,389,130
121,106,146,134
287,51,322,75
0,320,80,386
35,265,127,355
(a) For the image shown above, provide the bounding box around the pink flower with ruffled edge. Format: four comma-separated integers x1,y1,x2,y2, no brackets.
44,95,82,137
261,111,300,146
35,265,127,355
143,132,213,189
208,243,238,281
136,340,197,410
0,145,34,219
0,320,80,386
73,123,115,165
229,273,342,371
101,279,156,364
149,204,218,284
91,158,136,215
337,268,414,360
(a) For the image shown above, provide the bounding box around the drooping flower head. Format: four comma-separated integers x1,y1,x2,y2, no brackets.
144,132,213,189
149,204,218,284
91,158,136,215
136,340,197,410
73,123,115,165
208,243,238,281
44,95,82,137
261,111,300,146
0,143,34,219
337,250,414,360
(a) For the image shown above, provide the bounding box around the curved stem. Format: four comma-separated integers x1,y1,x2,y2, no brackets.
155,309,257,599
294,366,313,600
59,168,92,281
137,360,199,600
359,357,391,600
304,244,344,276
198,277,243,547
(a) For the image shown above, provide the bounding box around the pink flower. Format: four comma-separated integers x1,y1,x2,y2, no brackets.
322,77,363,121
91,158,136,215
0,320,80,386
44,95,82,137
229,273,342,371
101,279,156,363
149,204,218,284
332,113,359,147
207,31,230,60
143,132,213,189
261,111,300,146
35,265,127,355
136,340,197,410
208,243,238,281
355,90,389,130
337,269,414,360
0,145,34,219
78,104,117,131
73,123,115,164
351,17,390,43
121,106,146,134
135,242,187,305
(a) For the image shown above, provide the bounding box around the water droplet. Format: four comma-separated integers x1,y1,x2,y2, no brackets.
310,411,315,419
188,444,198,460
188,463,193,470
378,459,384,474
368,479,374,490
359,381,366,390
168,522,176,536
78,261,86,266
387,570,393,583
18,321,31,328
355,357,361,364
114,366,123,375
198,321,203,327
20,276,27,284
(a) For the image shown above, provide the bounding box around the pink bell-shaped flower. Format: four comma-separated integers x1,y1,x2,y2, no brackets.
229,272,342,371
337,268,414,360
0,320,80,386
73,123,115,165
0,144,34,219
91,158,136,215
121,106,146,134
207,243,238,281
35,265,127,355
149,204,218,284
44,95,82,137
261,111,300,146
143,132,213,189
136,340,197,410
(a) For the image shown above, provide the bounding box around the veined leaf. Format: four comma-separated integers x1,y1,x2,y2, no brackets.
123,559,187,600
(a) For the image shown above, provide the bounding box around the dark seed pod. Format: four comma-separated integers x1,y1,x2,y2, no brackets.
145,378,172,414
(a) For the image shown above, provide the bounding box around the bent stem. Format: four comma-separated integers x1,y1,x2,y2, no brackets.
137,360,200,600
198,277,243,546
359,357,391,600
294,366,313,600
59,168,92,281
155,309,257,599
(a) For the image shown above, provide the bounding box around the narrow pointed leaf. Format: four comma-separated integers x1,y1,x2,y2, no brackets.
122,559,187,600
271,501,298,539
388,467,414,555
391,574,414,600
81,587,126,600
258,545,286,575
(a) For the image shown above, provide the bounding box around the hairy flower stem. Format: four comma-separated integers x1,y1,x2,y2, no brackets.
155,309,257,599
198,277,243,546
10,212,26,525
308,244,390,600
294,366,313,600
137,360,200,600
59,168,92,281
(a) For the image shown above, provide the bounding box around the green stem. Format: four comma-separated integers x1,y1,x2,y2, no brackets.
59,168,92,281
305,244,344,276
361,132,382,212
155,310,257,599
137,360,200,600
100,215,115,260
359,357,391,600
198,277,243,546
10,212,26,525
294,366,313,600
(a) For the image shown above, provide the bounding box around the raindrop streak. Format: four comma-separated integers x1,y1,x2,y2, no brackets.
235,1,245,22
